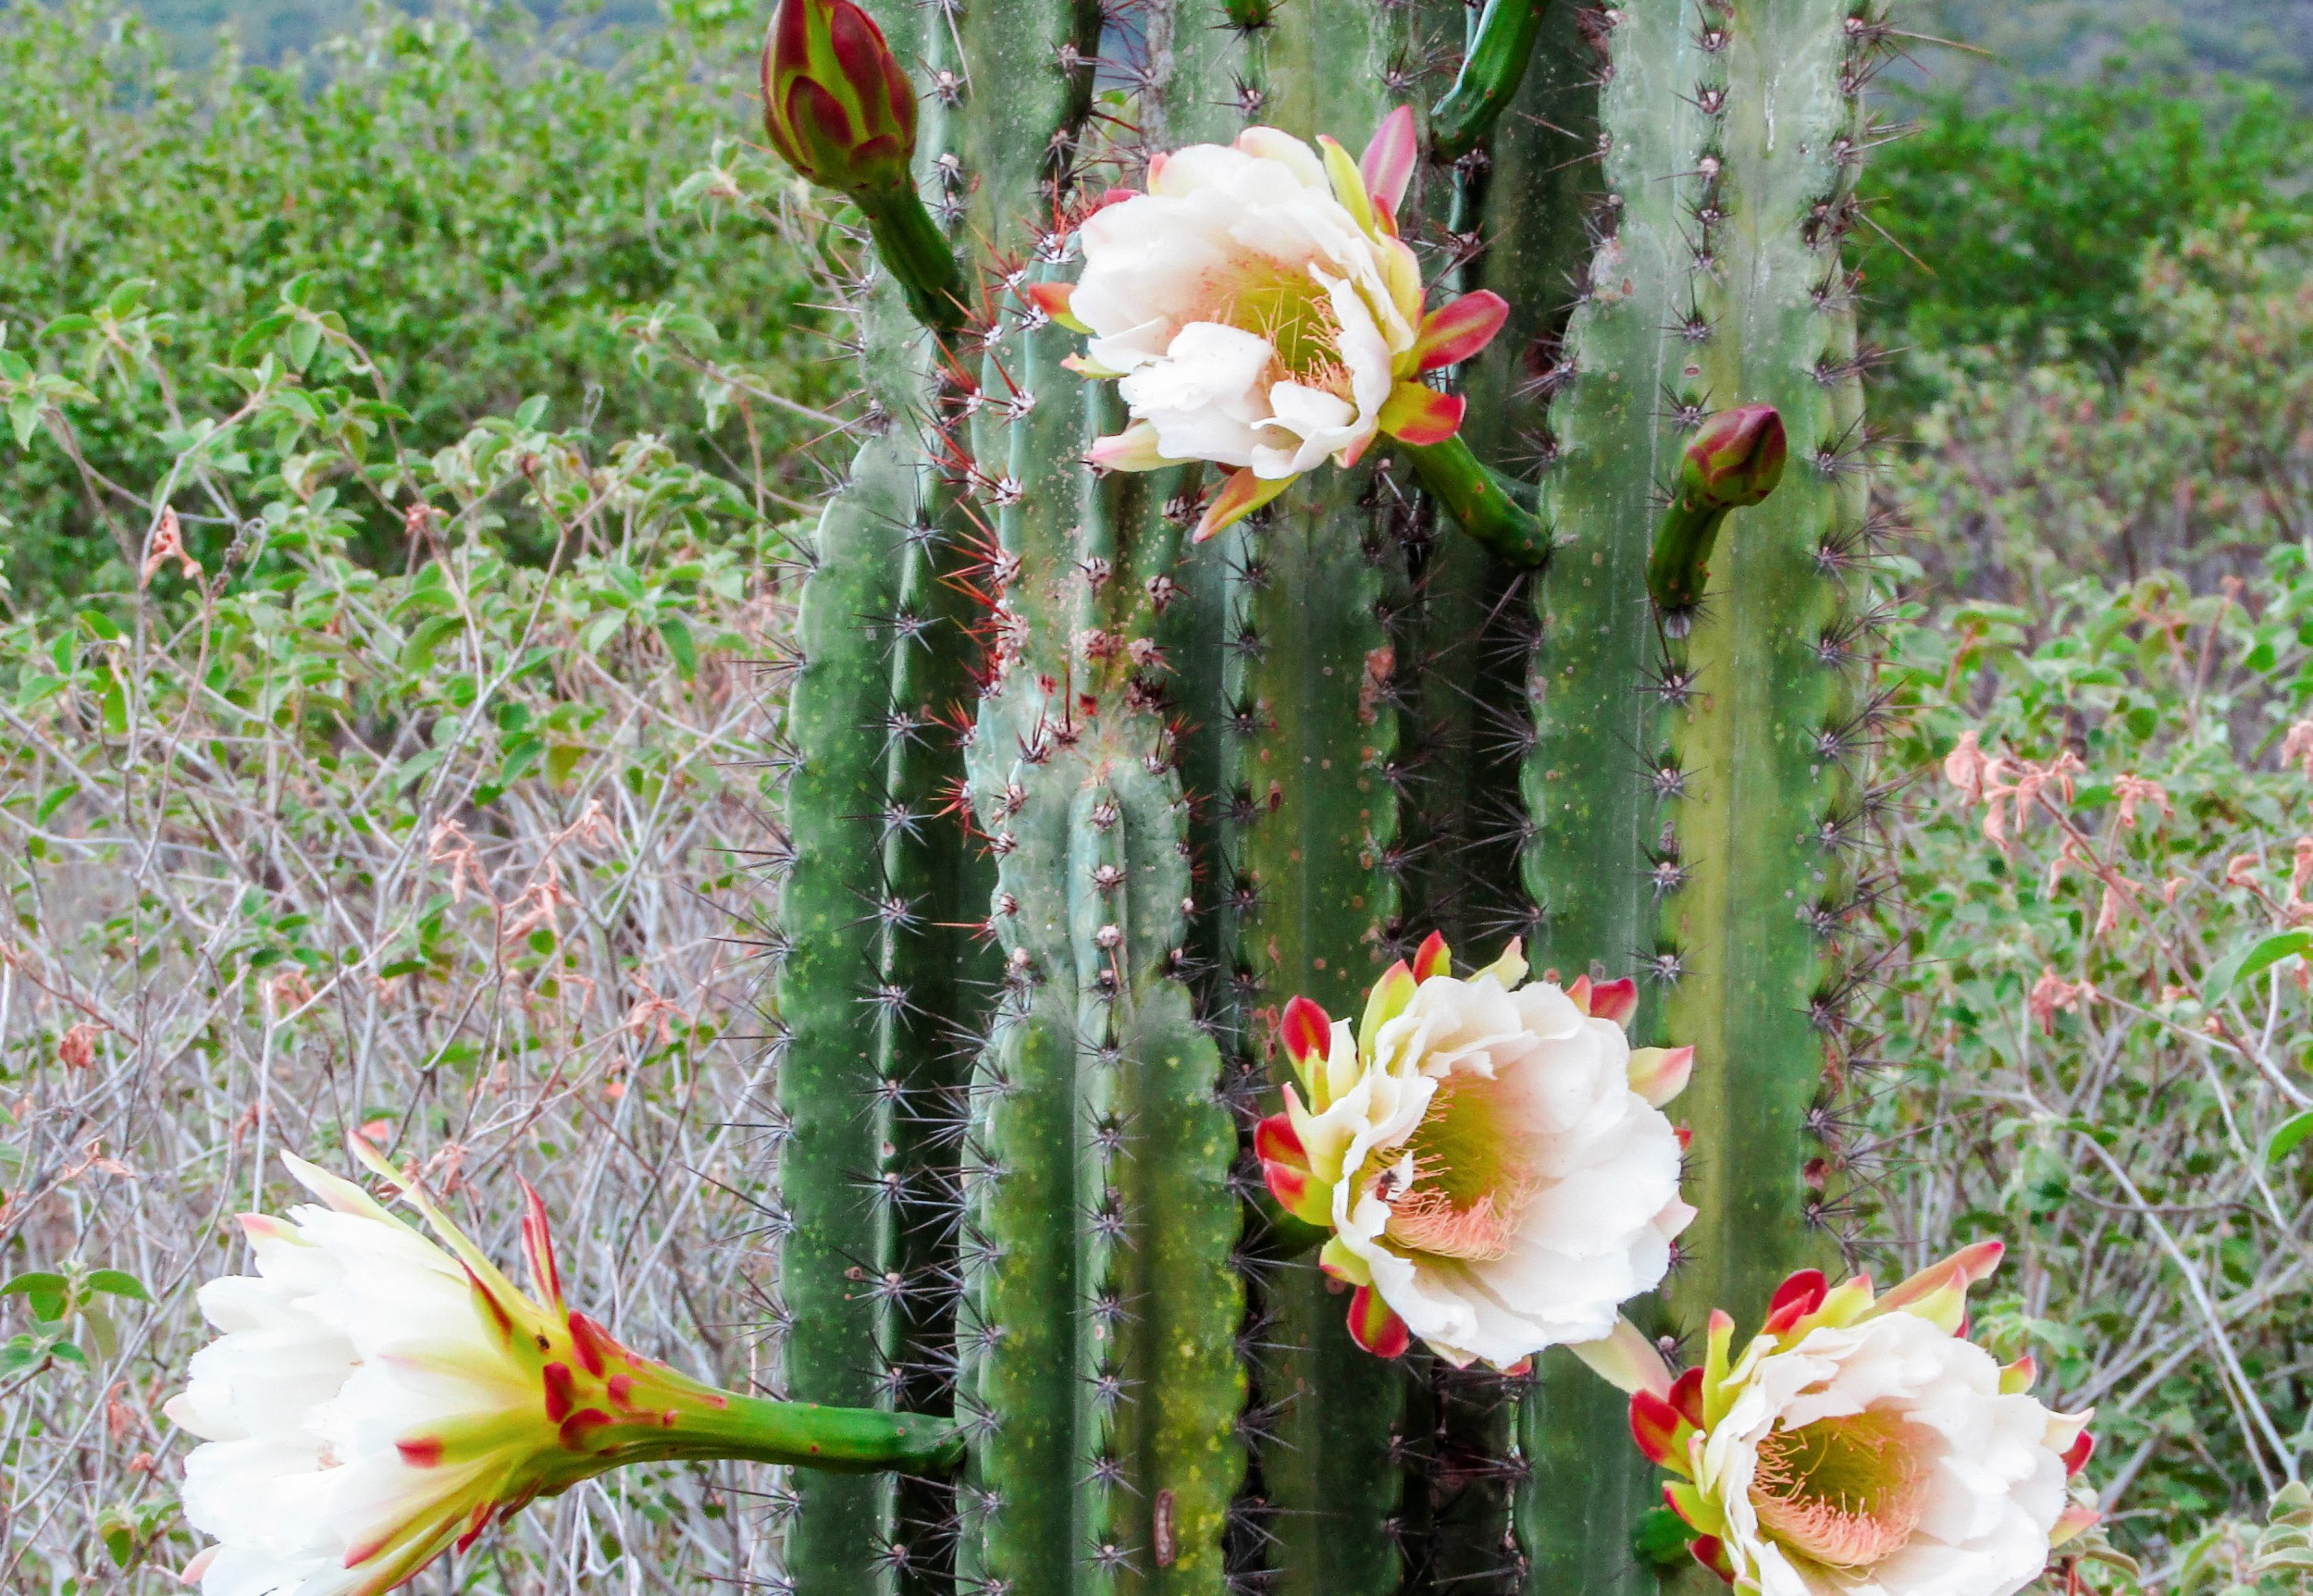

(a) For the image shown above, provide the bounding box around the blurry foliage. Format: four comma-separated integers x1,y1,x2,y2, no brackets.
1885,548,2313,1557
1881,226,2313,1563
1863,66,2308,386
1895,3,2313,104
0,266,803,1586
1897,229,2312,602
0,0,835,603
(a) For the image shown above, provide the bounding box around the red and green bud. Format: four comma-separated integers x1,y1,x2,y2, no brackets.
1648,402,1789,625
761,0,918,198
1677,402,1787,512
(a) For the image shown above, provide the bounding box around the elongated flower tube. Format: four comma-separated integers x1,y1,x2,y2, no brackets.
1032,106,1510,541
167,1144,958,1596
1597,1245,2098,1596
1254,932,1696,1371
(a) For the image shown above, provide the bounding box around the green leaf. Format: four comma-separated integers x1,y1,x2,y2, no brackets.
103,278,151,319
286,318,322,372
229,313,294,365
2205,929,2313,1004
658,614,697,679
97,1503,138,1568
82,1269,150,1303
8,394,43,449
402,612,465,674
2266,1109,2313,1166
1,1272,68,1321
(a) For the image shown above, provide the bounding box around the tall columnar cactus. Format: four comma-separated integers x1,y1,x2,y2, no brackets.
147,12,2115,1596
754,2,1894,1595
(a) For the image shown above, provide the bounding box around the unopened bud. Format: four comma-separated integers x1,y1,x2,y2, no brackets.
761,0,918,198
1677,403,1787,512
1648,403,1788,625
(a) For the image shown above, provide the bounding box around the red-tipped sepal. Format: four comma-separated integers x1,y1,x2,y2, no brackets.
1255,1107,1330,1228
1629,1387,1698,1469
1411,291,1509,373
1762,1268,1829,1336
1359,105,1418,221
1412,932,1453,983
1195,467,1293,541
1690,1535,1736,1584
1585,977,1639,1028
1346,1285,1412,1359
1280,996,1332,1083
1377,382,1466,446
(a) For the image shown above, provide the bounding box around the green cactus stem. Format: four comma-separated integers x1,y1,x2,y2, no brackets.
854,188,971,335
1397,433,1553,566
1429,0,1552,159
1660,0,1874,1342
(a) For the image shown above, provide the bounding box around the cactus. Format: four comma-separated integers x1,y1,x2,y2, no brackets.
748,2,1891,1595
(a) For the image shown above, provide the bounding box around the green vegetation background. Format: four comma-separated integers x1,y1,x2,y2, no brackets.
1,0,2310,1580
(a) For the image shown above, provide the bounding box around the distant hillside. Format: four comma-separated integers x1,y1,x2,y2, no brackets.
131,0,659,60
125,0,2313,93
1894,0,2308,100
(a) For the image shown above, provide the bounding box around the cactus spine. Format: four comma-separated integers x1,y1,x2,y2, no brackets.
758,3,1886,1595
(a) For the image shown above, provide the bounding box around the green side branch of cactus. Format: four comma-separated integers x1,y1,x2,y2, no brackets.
1429,0,1552,159
855,187,972,336
1397,434,1554,567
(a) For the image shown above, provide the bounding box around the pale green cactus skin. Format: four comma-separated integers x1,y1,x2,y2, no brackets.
760,2,1884,1594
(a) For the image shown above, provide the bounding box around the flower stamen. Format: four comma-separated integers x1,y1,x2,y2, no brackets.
1751,1408,1936,1569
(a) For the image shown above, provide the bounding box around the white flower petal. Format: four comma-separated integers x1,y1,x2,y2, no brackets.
1065,127,1423,483
1703,1313,2076,1596
168,1156,555,1596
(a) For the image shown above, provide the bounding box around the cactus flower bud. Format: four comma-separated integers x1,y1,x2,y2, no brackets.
1649,402,1788,627
167,1141,956,1596
761,0,918,199
1678,402,1787,511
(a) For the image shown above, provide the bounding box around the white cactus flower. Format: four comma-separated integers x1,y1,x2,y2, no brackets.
1030,107,1509,540
1603,1244,2099,1596
1256,931,1696,1372
167,1142,942,1596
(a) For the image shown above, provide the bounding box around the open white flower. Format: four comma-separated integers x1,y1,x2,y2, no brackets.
1029,107,1509,540
1602,1246,2098,1596
1255,932,1696,1371
167,1142,951,1596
